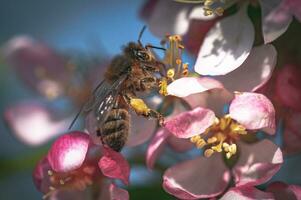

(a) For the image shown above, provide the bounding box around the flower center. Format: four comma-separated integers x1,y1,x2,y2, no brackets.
43,164,97,199
190,115,247,159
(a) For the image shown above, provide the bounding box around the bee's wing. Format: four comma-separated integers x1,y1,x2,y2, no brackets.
69,75,127,130
92,75,127,127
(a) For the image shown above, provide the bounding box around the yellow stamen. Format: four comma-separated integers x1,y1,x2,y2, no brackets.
215,7,224,16
47,170,53,176
204,149,214,157
190,135,201,143
196,139,206,148
167,68,175,79
159,78,168,96
207,136,217,144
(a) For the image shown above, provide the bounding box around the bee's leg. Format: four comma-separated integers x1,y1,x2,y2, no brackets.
124,94,164,125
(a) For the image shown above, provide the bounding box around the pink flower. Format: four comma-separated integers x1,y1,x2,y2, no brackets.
33,131,129,200
163,139,283,199
149,85,281,199
258,64,301,155
220,181,301,200
2,36,104,146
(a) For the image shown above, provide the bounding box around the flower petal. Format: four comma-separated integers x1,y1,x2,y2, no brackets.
146,128,169,169
163,154,230,199
108,184,129,200
267,182,301,200
126,111,157,147
220,187,274,200
260,0,292,43
98,181,129,200
233,139,283,187
229,92,276,134
141,1,214,38
98,147,130,185
33,157,52,194
194,5,254,75
142,0,192,37
47,131,90,173
167,135,194,153
164,107,216,138
3,36,67,98
214,44,277,92
4,101,70,146
167,77,224,97
184,88,234,117
276,64,301,112
183,18,217,55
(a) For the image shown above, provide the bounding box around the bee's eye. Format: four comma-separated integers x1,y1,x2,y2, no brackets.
136,51,150,61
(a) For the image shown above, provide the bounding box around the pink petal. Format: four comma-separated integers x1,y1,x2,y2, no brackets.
229,92,276,134
4,101,70,146
98,147,130,185
233,139,283,187
33,157,52,194
163,154,230,199
276,64,301,112
142,0,191,37
164,107,216,138
184,88,234,117
47,131,90,173
267,181,301,200
260,0,292,43
126,111,157,147
167,77,224,97
214,45,277,93
194,6,254,75
3,36,67,97
167,135,194,152
98,181,129,200
108,184,129,200
220,187,274,200
146,128,169,169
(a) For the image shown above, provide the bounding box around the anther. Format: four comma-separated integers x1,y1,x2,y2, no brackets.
196,139,206,148
59,179,65,185
47,170,53,176
176,59,182,65
204,149,214,157
207,137,217,144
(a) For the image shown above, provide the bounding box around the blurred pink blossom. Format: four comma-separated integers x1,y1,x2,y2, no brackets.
33,131,129,200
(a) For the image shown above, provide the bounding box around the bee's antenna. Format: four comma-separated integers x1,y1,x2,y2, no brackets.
145,44,166,51
138,25,147,45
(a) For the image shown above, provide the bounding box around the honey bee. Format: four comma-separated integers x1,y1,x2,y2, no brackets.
70,26,166,152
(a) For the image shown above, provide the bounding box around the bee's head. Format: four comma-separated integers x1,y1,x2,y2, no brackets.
124,42,153,62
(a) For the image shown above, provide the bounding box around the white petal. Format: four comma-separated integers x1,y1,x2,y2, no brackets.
194,5,254,76
214,44,277,92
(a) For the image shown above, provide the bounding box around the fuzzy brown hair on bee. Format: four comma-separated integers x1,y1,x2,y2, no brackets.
69,26,166,152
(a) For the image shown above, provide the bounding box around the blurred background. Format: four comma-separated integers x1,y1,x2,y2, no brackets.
1,0,301,199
